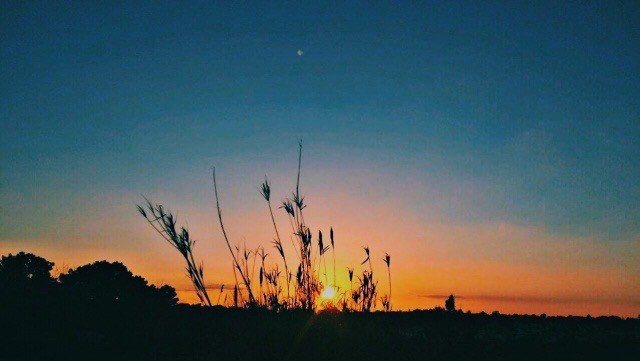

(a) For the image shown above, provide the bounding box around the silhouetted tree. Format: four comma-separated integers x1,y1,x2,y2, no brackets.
59,261,177,307
0,252,56,305
445,294,455,312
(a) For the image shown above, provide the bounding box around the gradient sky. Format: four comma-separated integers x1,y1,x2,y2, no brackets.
1,1,639,316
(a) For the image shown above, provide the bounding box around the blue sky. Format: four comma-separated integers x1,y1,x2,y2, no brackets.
1,1,639,313
3,1,638,238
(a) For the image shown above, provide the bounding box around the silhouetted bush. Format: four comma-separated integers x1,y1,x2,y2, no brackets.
445,294,456,311
59,260,177,307
0,252,56,306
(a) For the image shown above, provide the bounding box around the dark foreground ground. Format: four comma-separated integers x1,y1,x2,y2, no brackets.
1,304,638,361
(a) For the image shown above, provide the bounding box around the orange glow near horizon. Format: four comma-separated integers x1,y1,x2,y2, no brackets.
1,175,638,318
3,237,638,317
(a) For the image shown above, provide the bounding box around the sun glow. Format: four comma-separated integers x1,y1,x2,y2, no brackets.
321,286,336,300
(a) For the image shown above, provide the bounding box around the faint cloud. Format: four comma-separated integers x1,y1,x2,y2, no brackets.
419,294,640,306
297,49,303,56
175,283,229,291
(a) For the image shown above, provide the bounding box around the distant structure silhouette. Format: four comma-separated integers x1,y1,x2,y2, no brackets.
445,294,456,311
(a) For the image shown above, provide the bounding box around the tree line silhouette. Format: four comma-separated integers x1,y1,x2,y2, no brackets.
0,251,177,309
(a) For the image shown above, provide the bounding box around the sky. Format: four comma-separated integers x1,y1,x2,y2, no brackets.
1,1,639,316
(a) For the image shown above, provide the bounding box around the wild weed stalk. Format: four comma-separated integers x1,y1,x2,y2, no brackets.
355,246,378,312
212,168,258,306
286,141,322,310
344,247,390,312
260,177,291,302
381,253,392,311
137,199,212,306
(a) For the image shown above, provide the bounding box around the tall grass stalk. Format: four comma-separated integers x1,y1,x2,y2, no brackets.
349,246,378,312
137,199,212,306
212,168,257,306
382,253,392,311
260,177,291,301
330,228,336,287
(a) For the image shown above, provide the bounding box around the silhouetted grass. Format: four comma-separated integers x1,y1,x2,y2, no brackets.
137,200,211,306
139,141,393,312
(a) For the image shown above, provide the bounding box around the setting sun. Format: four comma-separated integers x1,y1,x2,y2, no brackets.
321,286,336,300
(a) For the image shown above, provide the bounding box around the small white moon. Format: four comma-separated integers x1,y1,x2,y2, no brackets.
297,49,303,56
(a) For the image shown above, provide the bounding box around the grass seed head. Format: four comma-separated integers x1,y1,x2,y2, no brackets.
330,227,334,248
259,177,271,201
